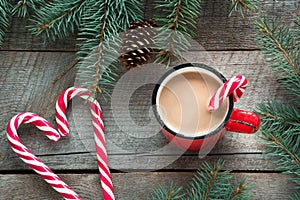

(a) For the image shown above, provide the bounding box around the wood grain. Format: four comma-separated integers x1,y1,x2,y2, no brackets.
0,172,295,199
2,16,77,51
0,52,75,131
1,0,298,51
25,59,77,118
0,152,276,171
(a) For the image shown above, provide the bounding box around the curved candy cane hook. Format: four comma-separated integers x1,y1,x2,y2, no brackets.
7,87,114,200
6,112,81,200
56,86,115,200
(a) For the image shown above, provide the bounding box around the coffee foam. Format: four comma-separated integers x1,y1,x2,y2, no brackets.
156,67,229,137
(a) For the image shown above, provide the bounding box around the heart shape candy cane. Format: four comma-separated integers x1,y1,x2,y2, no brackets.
7,112,81,199
6,87,114,200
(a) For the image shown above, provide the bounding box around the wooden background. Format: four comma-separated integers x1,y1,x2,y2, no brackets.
0,0,299,199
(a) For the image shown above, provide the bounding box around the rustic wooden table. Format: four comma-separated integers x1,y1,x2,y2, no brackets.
0,1,299,199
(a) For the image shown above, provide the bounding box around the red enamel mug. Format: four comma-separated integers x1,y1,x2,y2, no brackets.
152,63,260,152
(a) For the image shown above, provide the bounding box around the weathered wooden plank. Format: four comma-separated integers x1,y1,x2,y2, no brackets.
25,59,77,118
0,51,76,131
2,16,77,51
0,152,276,171
1,0,298,51
0,172,296,199
192,0,299,50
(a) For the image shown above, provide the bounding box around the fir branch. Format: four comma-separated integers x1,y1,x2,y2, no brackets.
148,160,254,200
154,29,190,66
147,183,185,200
290,192,300,200
258,125,300,190
229,177,255,200
154,0,201,37
77,0,143,98
294,16,300,50
255,17,300,102
229,0,257,17
256,101,300,130
0,0,11,47
255,95,300,195
256,101,300,170
153,0,201,65
11,0,45,18
29,0,86,41
255,15,300,198
186,160,253,200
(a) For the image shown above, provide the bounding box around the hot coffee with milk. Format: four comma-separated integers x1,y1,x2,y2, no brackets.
156,67,229,137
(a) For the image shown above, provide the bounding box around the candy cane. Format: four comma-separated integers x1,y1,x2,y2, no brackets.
208,75,248,112
56,87,114,200
7,87,114,200
6,112,81,200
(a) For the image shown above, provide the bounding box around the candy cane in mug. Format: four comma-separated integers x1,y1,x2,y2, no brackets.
208,75,248,112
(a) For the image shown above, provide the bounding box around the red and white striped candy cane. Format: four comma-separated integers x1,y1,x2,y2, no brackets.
7,87,114,200
56,87,115,200
6,112,81,200
208,75,248,112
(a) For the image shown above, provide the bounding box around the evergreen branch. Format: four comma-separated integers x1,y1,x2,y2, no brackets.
147,183,185,200
229,0,257,17
202,168,219,198
147,160,253,200
186,160,231,199
229,177,255,200
290,192,300,200
257,18,298,75
154,28,190,66
185,160,253,200
154,0,201,36
294,16,300,50
11,0,45,18
116,0,143,30
266,131,300,167
0,0,11,47
260,127,300,187
256,101,300,129
255,101,300,196
77,0,142,98
255,17,300,102
29,0,86,41
255,15,300,198
153,0,201,65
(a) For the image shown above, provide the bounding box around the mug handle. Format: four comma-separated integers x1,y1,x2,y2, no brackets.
225,108,260,133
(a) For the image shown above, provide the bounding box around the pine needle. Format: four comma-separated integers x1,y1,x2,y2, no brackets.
186,160,254,200
147,160,254,200
256,101,300,190
76,0,143,98
29,0,85,41
255,16,300,198
0,0,11,46
229,0,257,17
147,183,185,200
255,17,300,103
12,0,45,18
153,0,202,66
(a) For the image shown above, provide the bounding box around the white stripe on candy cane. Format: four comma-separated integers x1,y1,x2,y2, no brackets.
208,75,248,112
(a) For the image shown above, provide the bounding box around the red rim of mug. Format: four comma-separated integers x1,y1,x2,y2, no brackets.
152,63,234,140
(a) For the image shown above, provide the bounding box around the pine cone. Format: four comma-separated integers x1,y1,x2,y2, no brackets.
120,19,156,70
